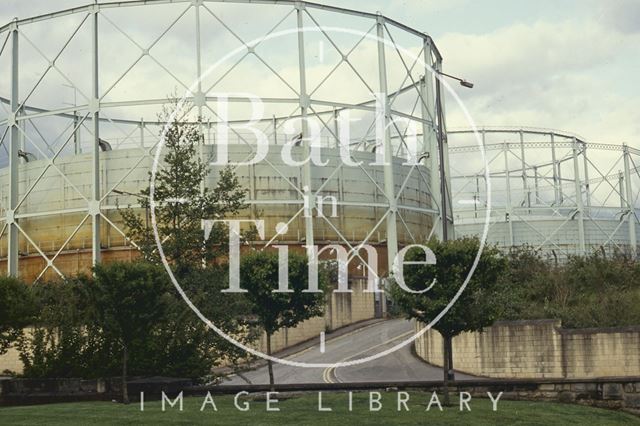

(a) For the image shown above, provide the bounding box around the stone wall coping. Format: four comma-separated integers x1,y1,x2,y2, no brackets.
559,325,640,335
449,377,640,386
492,319,562,326
490,318,640,334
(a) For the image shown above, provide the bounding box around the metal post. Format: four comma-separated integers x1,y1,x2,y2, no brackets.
7,23,19,276
519,130,529,207
503,143,514,246
195,2,205,198
73,112,80,154
272,115,277,144
297,4,314,249
623,145,637,256
534,166,539,204
140,118,144,148
332,107,339,148
550,133,559,206
572,138,585,254
434,59,449,241
422,39,440,239
475,175,480,219
376,15,398,270
619,171,625,210
18,115,25,155
441,79,452,238
90,5,101,265
558,156,564,205
582,142,591,214
419,75,433,186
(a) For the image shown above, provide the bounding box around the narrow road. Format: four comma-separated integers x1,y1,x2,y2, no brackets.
219,319,475,385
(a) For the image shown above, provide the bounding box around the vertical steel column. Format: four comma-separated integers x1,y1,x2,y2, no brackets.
332,107,339,148
550,133,560,206
18,116,25,153
474,175,480,219
272,115,277,144
534,166,539,204
195,1,206,198
7,23,19,276
90,4,101,265
558,156,564,205
441,76,452,238
419,75,433,201
623,145,637,256
619,172,625,210
297,4,314,248
582,142,591,214
519,130,529,207
421,38,440,239
140,118,145,149
503,143,514,246
376,15,398,267
195,2,202,111
72,112,79,154
572,138,585,254
434,58,449,241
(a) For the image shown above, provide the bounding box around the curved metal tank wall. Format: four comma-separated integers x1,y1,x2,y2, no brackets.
0,145,435,281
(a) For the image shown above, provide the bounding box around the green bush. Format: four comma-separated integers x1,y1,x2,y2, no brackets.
15,261,256,382
499,247,640,328
0,276,35,364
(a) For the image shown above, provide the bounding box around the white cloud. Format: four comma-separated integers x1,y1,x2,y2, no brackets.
438,17,640,145
596,0,640,34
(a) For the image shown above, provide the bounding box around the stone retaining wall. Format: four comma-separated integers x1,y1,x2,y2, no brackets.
415,319,640,379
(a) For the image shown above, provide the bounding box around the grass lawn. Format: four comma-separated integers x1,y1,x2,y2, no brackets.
1,391,638,425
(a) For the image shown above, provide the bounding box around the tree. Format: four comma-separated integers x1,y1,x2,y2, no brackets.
16,277,105,379
119,100,256,379
88,261,171,404
120,101,247,275
390,237,505,405
0,277,34,359
239,250,328,390
148,265,258,381
15,268,253,382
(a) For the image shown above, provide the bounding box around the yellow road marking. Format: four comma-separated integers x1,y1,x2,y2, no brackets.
322,329,414,383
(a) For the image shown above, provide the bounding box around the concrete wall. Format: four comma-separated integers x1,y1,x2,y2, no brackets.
0,279,375,375
0,345,23,376
257,278,375,353
562,327,640,378
415,319,640,379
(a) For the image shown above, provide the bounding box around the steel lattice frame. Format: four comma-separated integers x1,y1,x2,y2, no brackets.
449,127,640,260
0,0,451,282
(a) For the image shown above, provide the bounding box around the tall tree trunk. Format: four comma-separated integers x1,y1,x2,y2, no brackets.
442,334,451,406
266,332,275,392
447,335,455,381
122,344,130,405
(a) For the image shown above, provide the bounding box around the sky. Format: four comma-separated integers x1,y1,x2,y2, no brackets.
0,0,639,147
